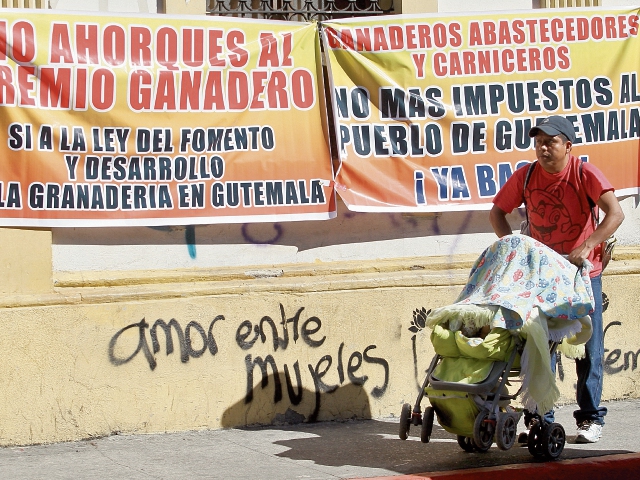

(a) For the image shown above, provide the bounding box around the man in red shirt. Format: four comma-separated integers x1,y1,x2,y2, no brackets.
490,115,624,443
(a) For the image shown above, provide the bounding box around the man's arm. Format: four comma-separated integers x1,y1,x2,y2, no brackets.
490,204,514,238
567,190,625,266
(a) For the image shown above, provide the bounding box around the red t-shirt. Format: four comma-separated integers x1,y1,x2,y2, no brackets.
493,155,614,277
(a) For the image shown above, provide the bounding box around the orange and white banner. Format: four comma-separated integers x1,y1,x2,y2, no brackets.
323,7,640,212
0,10,335,226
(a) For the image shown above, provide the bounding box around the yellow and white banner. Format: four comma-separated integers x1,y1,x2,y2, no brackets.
323,7,640,211
0,10,335,226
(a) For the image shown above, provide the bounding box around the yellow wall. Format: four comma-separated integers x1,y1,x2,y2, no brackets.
395,0,438,14
165,0,206,15
1,253,638,446
0,228,52,295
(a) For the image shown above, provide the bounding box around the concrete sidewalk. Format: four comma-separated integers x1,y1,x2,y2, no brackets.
1,399,639,480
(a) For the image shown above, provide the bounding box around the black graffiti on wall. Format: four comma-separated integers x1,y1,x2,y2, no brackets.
604,320,640,374
108,304,390,419
235,305,323,351
108,315,225,370
237,304,389,421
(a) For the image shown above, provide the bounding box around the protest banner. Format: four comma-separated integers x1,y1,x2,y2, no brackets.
323,7,640,211
0,10,335,226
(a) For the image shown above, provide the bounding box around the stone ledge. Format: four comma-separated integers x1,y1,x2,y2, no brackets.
1,249,635,309
46,269,470,307
53,253,482,288
53,246,640,288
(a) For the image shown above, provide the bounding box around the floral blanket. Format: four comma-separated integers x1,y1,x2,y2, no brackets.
454,234,594,330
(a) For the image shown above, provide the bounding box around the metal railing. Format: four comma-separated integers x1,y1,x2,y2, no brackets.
1,0,48,7
540,0,600,7
207,0,394,21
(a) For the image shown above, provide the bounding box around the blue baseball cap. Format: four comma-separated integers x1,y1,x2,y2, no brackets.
529,116,576,143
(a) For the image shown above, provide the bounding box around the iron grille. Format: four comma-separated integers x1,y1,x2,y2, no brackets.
540,0,600,6
207,0,394,22
1,0,48,7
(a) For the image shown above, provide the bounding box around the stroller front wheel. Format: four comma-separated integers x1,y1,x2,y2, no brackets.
527,423,544,457
541,422,566,460
473,410,495,452
399,403,411,440
496,412,518,450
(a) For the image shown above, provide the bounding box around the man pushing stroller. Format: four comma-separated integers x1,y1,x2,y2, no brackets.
490,115,625,443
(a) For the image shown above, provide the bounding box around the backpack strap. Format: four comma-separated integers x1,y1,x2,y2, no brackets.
579,161,598,229
522,161,536,226
580,161,616,269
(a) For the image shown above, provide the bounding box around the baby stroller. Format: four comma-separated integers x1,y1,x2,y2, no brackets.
399,234,594,460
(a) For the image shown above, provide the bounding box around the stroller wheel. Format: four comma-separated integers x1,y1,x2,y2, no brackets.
457,435,475,452
541,422,566,460
527,423,545,458
473,410,495,452
399,403,411,440
496,412,518,450
421,407,434,443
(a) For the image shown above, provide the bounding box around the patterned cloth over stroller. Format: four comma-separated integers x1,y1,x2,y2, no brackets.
399,234,594,459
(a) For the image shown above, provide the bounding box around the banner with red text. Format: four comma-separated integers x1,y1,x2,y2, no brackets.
323,7,640,212
0,10,335,226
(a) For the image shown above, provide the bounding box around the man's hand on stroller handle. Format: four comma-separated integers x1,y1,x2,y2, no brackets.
562,252,592,273
567,241,593,268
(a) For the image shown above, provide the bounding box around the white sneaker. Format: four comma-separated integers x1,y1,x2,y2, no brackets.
575,420,602,443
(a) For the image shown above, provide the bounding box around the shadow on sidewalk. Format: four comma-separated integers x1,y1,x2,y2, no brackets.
266,420,633,475
218,371,634,476
220,374,375,428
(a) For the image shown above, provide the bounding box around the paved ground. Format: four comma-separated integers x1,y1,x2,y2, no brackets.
1,399,639,479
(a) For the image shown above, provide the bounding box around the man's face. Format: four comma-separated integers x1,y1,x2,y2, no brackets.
534,132,571,173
